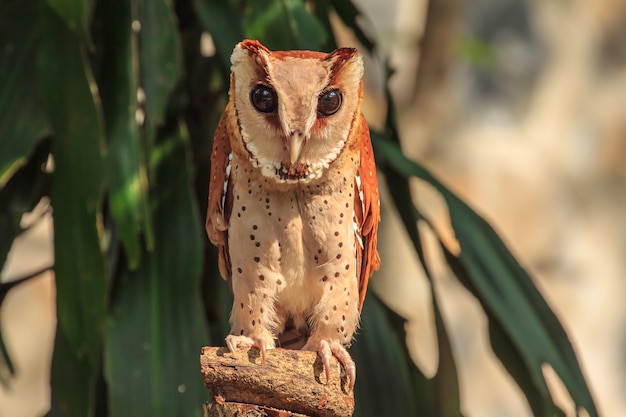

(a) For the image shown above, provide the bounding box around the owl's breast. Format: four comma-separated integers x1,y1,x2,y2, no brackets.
227,164,358,316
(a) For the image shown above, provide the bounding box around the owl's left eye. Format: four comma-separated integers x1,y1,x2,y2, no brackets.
317,89,342,117
250,84,278,113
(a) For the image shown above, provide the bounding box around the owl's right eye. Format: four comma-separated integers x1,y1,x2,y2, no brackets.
250,84,278,113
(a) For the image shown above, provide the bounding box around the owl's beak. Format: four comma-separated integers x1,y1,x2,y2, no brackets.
289,131,305,164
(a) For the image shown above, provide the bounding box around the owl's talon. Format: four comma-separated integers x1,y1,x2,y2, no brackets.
320,340,332,384
260,346,266,362
330,342,356,389
303,338,356,389
225,333,275,363
225,334,254,353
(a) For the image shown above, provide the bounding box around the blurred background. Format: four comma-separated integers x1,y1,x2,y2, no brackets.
1,0,625,416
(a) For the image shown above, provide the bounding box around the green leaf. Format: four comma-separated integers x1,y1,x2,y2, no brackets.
489,319,565,417
309,0,338,52
246,0,327,51
0,0,48,188
140,0,182,150
372,88,463,415
94,0,146,269
48,323,94,415
377,292,463,417
352,294,417,417
373,136,463,416
45,0,92,46
193,0,245,76
372,136,599,417
430,284,463,417
105,125,208,417
134,0,184,251
37,1,107,415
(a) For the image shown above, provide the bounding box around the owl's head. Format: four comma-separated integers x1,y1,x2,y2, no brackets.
229,40,364,184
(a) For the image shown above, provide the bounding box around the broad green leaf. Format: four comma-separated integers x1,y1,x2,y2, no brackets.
0,0,48,188
370,90,463,415
139,0,182,151
37,2,107,415
94,0,146,269
105,125,208,417
372,136,599,417
288,0,327,50
440,210,564,417
489,319,565,417
309,0,338,52
430,284,463,417
174,8,231,342
374,136,463,416
45,0,92,45
352,294,417,417
377,292,463,417
48,323,93,416
104,256,155,416
134,0,184,250
246,0,327,51
193,0,245,76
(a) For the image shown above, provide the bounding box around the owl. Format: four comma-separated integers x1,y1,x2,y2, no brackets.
206,40,380,389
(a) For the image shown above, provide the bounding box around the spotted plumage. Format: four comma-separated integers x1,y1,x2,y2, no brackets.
206,40,380,389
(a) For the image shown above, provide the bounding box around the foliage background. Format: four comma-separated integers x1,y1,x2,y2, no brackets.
1,0,616,416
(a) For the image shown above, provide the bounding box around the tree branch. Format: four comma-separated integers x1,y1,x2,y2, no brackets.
200,346,355,417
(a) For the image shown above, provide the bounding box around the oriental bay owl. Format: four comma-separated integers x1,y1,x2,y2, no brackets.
206,40,380,388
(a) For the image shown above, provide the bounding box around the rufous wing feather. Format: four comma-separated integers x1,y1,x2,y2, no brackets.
354,113,381,312
206,107,234,284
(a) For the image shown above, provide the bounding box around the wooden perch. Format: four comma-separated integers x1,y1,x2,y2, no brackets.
200,346,355,417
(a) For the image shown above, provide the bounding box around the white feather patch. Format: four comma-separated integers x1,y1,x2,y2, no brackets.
221,152,233,208
355,172,365,219
353,212,363,249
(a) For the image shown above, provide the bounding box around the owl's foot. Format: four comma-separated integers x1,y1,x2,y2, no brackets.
302,338,356,389
225,333,275,362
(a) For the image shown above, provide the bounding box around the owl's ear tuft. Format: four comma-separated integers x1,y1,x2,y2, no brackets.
231,40,271,80
325,47,364,80
232,40,270,67
326,47,359,62
237,40,271,57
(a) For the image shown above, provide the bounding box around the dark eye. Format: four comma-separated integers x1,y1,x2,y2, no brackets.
317,89,342,117
250,84,278,113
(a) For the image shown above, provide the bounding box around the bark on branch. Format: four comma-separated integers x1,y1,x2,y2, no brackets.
200,346,354,417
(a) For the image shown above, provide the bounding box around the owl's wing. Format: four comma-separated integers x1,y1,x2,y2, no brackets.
354,113,381,312
206,107,234,286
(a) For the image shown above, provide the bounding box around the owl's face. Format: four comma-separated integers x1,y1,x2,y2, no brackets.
229,40,364,184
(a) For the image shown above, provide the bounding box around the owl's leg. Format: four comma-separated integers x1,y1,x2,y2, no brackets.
226,273,281,361
302,276,360,389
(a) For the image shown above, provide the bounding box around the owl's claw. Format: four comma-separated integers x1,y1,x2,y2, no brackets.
225,334,274,362
225,334,254,353
319,340,332,384
303,338,356,390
